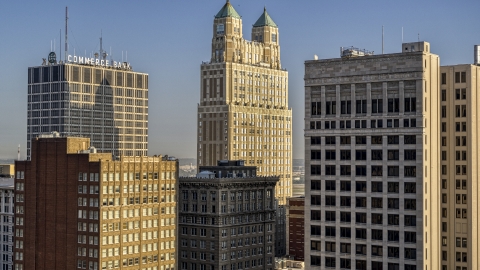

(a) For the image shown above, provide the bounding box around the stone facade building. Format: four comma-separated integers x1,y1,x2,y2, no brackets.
179,161,278,270
14,135,177,270
439,63,480,270
304,42,441,269
27,61,149,159
0,178,14,270
197,1,292,205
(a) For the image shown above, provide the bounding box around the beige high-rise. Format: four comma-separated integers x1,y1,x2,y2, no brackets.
439,64,480,270
197,1,292,205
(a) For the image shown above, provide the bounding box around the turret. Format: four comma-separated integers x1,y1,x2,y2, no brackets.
252,7,281,69
211,0,242,63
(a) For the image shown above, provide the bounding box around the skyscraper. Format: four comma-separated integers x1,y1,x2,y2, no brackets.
304,42,441,269
27,56,148,159
439,61,480,270
197,1,292,205
14,135,177,270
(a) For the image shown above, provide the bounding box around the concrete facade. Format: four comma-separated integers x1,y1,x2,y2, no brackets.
14,136,177,270
197,1,292,205
439,64,480,270
178,162,279,270
304,42,440,269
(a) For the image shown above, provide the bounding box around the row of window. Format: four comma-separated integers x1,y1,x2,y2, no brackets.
311,196,417,210
309,118,417,130
311,98,416,116
311,135,416,145
182,190,266,201
311,180,416,193
311,165,417,177
310,256,417,269
311,210,417,226
310,226,416,242
312,149,416,161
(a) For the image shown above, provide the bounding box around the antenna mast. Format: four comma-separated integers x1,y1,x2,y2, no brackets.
382,25,384,54
65,6,68,61
100,30,103,58
17,145,20,161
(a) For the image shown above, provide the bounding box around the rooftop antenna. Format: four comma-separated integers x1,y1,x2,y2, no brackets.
59,29,62,62
126,51,128,62
65,6,68,61
382,25,384,54
17,145,20,160
51,40,53,52
100,30,103,58
418,33,420,42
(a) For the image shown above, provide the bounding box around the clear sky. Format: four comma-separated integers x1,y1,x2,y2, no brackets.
0,0,479,160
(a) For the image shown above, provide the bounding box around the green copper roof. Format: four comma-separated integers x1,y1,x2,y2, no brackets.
253,7,277,28
215,0,241,19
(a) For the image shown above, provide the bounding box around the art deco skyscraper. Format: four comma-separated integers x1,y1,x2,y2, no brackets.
197,1,292,205
304,42,441,269
27,59,148,159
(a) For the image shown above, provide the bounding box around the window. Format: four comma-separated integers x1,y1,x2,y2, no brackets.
371,136,382,144
441,73,447,84
340,227,351,238
356,212,366,223
325,150,336,160
388,246,400,257
356,136,366,144
388,166,399,177
325,226,336,237
340,136,351,145
371,182,382,192
325,165,336,175
404,199,416,210
356,100,367,114
388,214,399,225
388,98,399,112
404,182,416,193
311,211,321,221
325,196,336,206
311,165,321,175
311,180,321,191
340,212,351,222
310,150,321,160
340,243,351,253
405,150,416,160
355,228,366,239
372,214,382,225
311,136,321,145
405,232,416,243
404,97,416,112
310,240,321,251
340,150,351,160
340,181,351,191
387,150,399,160
404,166,416,177
356,150,366,160
372,229,383,240
372,246,383,256
311,256,321,266
388,231,399,242
356,166,366,176
372,197,382,208
387,136,399,144
340,196,351,207
355,198,367,208
341,100,351,114
404,135,416,144
371,166,383,176
325,181,336,191
325,242,336,252
372,99,383,113
326,101,336,115
388,198,399,209
311,195,321,206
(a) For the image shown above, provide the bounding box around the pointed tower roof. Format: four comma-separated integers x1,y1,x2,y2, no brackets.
215,0,241,19
253,7,277,28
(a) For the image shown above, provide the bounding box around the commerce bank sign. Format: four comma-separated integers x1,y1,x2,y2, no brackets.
67,55,130,69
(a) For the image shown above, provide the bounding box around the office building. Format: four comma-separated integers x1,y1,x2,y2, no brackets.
178,160,279,270
14,135,177,270
0,178,14,270
27,56,148,159
197,1,292,205
304,42,440,269
274,204,286,257
286,196,304,261
439,59,480,270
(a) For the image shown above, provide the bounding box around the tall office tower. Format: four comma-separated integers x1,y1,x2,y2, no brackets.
27,58,149,159
304,42,440,269
0,178,14,270
14,135,177,270
178,160,279,270
439,58,480,270
197,1,292,205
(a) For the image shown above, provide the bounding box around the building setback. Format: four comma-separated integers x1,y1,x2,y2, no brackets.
27,60,149,159
304,42,441,269
178,160,278,270
439,62,480,270
197,1,292,205
14,135,177,270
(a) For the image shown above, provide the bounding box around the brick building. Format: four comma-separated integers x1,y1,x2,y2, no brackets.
286,196,304,261
14,134,177,270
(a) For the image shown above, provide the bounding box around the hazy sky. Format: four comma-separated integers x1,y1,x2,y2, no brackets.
0,0,479,160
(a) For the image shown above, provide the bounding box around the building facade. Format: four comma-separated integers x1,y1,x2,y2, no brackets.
274,204,286,257
27,60,148,159
197,1,292,205
14,136,176,270
304,42,441,269
286,196,304,261
179,161,279,270
0,178,14,270
0,165,14,178
439,63,480,270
